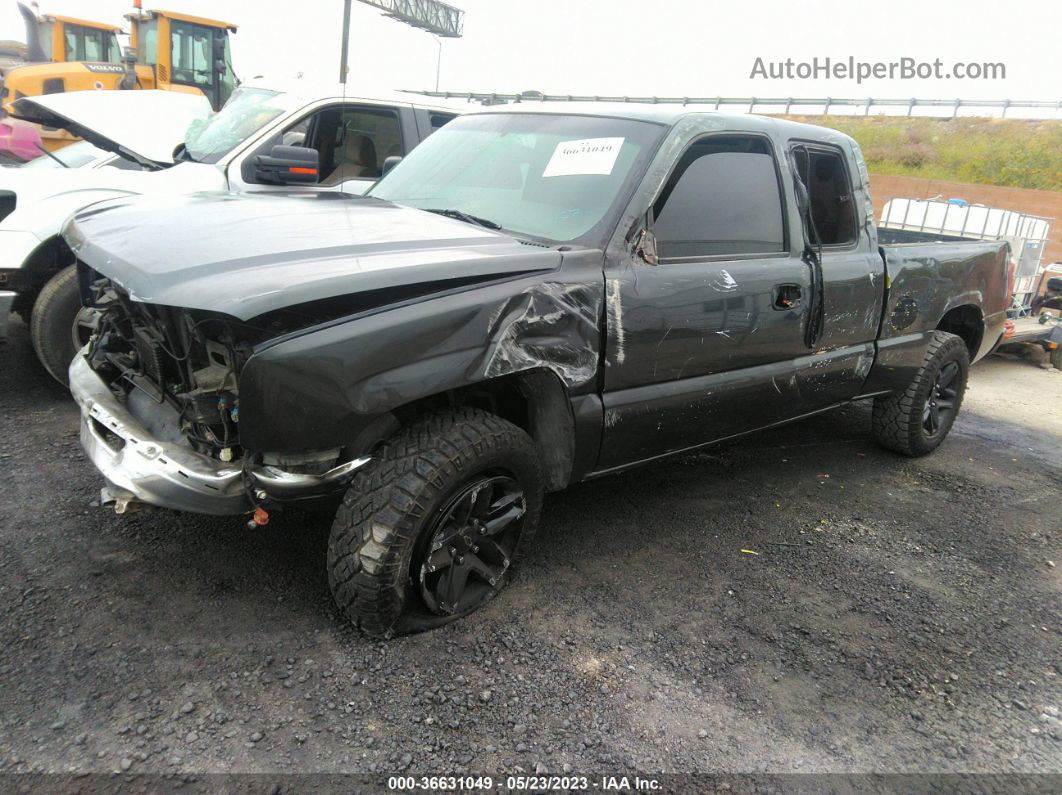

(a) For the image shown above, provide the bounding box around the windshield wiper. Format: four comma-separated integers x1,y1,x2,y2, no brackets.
424,208,502,230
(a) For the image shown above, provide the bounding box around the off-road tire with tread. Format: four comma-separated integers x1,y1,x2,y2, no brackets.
30,265,82,387
872,330,969,457
327,408,543,638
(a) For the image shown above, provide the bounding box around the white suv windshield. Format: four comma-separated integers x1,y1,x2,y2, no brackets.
368,113,665,246
184,87,287,164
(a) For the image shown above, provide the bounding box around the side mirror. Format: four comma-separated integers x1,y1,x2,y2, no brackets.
253,145,319,185
211,38,227,73
381,155,402,176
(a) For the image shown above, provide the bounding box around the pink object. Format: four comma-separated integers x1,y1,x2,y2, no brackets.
0,118,44,162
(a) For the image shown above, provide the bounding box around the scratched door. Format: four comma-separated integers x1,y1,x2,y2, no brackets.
787,142,884,406
597,138,813,471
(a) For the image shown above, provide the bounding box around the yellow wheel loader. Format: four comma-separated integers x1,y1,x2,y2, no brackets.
1,2,236,158
1,3,125,157
123,5,238,112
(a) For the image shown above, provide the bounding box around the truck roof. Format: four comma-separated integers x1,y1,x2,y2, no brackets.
239,81,471,115
462,101,855,143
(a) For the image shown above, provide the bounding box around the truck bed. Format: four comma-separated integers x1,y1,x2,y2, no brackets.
877,227,976,245
863,237,1011,387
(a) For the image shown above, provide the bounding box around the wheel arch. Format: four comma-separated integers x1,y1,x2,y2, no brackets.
10,234,74,317
364,370,577,493
935,303,984,360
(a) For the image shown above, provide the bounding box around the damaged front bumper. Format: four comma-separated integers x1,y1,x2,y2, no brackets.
69,352,369,515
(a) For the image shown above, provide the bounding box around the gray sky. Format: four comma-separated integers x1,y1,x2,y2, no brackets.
2,0,1059,104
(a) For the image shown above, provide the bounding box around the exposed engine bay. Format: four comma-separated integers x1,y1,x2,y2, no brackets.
74,266,367,519
82,270,254,465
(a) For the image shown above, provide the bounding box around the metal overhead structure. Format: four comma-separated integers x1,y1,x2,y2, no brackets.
340,0,464,84
357,0,465,37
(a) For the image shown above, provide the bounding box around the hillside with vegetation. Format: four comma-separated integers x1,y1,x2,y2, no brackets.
786,115,1062,192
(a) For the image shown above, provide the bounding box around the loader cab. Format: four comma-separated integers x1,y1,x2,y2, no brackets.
0,9,123,142
51,18,123,64
128,10,238,111
15,3,123,66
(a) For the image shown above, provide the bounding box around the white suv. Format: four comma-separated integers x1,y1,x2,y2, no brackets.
0,82,464,383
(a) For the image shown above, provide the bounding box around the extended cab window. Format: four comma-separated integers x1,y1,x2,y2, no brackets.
429,112,456,133
652,136,786,260
792,146,857,246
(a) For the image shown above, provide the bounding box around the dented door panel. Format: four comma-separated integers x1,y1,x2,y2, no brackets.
602,254,812,390
597,251,812,468
596,356,803,471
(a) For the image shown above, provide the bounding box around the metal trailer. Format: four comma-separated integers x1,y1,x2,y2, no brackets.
1001,314,1062,368
879,198,1050,313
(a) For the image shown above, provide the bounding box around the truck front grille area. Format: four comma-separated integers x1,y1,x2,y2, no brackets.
80,267,258,462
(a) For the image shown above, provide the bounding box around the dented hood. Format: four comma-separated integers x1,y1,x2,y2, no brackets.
63,191,562,320
12,90,212,168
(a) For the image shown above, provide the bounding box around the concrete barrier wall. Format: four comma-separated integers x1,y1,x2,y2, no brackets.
869,175,1062,277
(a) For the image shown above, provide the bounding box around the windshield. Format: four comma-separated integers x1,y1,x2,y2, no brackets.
368,113,665,247
184,87,287,164
21,140,107,169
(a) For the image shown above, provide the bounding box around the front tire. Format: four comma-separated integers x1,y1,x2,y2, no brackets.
327,408,543,638
30,266,91,387
872,330,970,457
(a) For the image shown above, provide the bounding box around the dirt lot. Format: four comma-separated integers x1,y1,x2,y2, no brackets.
0,320,1059,782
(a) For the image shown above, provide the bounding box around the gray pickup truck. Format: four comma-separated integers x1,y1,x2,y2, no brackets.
63,104,1009,637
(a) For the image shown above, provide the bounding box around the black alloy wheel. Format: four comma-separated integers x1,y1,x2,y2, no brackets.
922,360,961,437
418,475,526,616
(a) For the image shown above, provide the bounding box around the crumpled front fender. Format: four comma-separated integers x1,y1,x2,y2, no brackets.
237,251,605,454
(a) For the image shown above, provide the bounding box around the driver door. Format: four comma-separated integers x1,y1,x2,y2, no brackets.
597,132,811,470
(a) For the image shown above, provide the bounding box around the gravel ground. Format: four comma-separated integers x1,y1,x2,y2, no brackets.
0,321,1059,781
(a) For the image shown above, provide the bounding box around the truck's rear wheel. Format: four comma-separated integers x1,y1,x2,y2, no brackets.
30,265,91,387
872,330,969,457
327,408,543,638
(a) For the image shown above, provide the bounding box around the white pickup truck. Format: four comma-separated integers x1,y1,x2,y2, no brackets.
0,82,464,383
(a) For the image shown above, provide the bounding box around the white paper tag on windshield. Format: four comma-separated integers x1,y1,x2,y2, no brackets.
542,137,624,177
